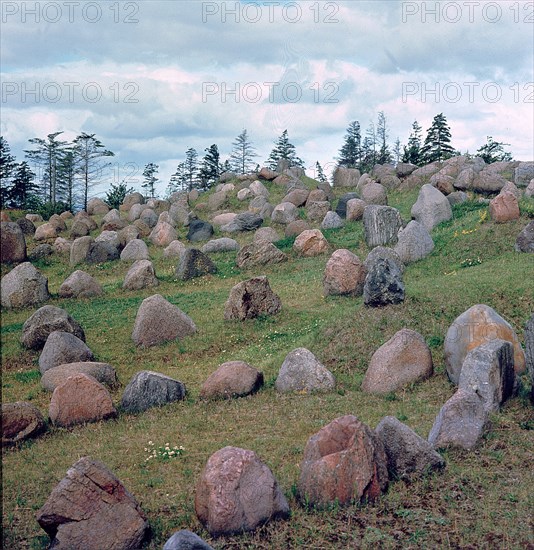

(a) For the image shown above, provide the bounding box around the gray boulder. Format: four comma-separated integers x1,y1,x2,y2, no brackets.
365,246,405,274
514,161,534,187
321,211,344,229
139,208,158,228
515,220,534,253
28,244,53,262
201,238,239,254
176,249,217,280
163,530,214,550
363,258,405,307
58,270,103,299
187,220,214,242
447,191,468,205
164,240,186,258
306,200,331,223
221,211,263,232
95,230,121,250
394,220,434,264
362,181,388,205
236,241,287,269
41,362,118,392
121,370,186,413
335,192,359,218
363,205,403,247
253,227,280,243
120,238,149,261
123,260,159,290
39,331,94,374
271,202,298,225
411,184,452,231
333,166,360,187
275,348,335,393
224,276,281,321
1,222,26,263
1,262,50,308
16,217,36,237
87,241,119,264
70,236,93,266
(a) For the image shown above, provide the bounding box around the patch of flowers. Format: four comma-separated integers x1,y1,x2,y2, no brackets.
144,440,185,462
460,257,482,268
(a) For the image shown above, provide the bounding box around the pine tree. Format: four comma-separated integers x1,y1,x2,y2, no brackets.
8,161,37,209
337,121,361,168
105,181,135,210
229,130,258,174
358,122,378,173
392,138,402,164
142,163,159,198
57,149,76,210
420,114,456,163
402,121,423,165
0,136,17,208
167,162,187,195
475,136,513,164
376,112,392,165
266,130,305,170
315,161,327,183
198,144,220,191
184,148,199,191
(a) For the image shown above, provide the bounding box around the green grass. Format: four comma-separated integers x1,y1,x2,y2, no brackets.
1,185,534,549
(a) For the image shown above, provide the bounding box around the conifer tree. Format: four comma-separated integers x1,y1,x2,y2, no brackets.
266,130,305,170
315,161,327,183
376,111,392,165
184,148,198,191
8,161,37,209
229,130,258,174
475,136,513,164
142,163,159,198
402,121,423,165
0,136,17,208
420,113,456,163
337,121,361,168
198,144,220,190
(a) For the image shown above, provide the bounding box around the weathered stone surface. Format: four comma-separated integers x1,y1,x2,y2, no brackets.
458,340,515,413
224,276,281,321
283,188,309,207
28,244,53,261
237,188,253,201
208,190,228,211
335,192,359,219
254,227,280,243
123,259,159,290
221,211,263,232
132,294,196,347
139,208,158,229
489,191,520,223
271,202,298,225
321,211,344,229
363,205,403,247
411,184,452,231
212,213,237,227
118,225,140,247
1,222,26,263
120,238,149,261
39,331,94,374
149,221,178,247
447,190,468,205
396,163,418,177
249,180,270,197
169,203,191,227
49,373,116,427
306,200,331,223
323,249,366,297
236,241,287,269
59,270,103,298
74,212,97,231
200,361,263,400
393,220,434,264
187,220,214,242
1,401,46,446
49,215,67,232
333,166,360,187
298,415,388,508
54,237,72,255
501,181,522,200
70,236,93,266
1,262,50,308
95,231,120,250
444,304,526,384
428,388,490,450
248,196,268,214
365,246,404,274
16,217,36,236
164,240,186,258
201,238,239,254
122,191,145,211
293,229,329,257
22,305,85,350
41,362,118,392
431,173,455,195
121,370,186,413
375,416,445,480
87,198,110,216
526,314,534,386
34,222,60,241
163,530,214,550
36,456,148,549
26,213,43,223
514,161,534,187
346,198,366,221
372,165,401,189
176,249,217,280
128,203,145,222
275,348,335,393
87,241,120,264
525,179,534,198
362,181,388,205
259,167,279,180
306,188,328,205
285,219,310,237
362,329,433,394
363,258,405,307
102,208,122,225
195,446,289,536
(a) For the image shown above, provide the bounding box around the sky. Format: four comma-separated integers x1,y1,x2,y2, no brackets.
1,0,533,197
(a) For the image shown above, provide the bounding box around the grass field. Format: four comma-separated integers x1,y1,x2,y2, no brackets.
2,183,533,549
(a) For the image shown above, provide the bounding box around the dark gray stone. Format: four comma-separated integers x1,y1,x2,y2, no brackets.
86,241,119,264
363,258,405,307
515,220,534,253
365,246,405,274
222,211,263,232
163,530,214,550
187,220,214,242
335,192,359,218
363,205,403,247
16,217,36,236
39,331,94,374
176,249,217,280
28,244,53,262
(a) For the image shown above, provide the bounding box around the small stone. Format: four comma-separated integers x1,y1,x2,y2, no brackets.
201,238,239,254
1,401,46,446
293,229,329,256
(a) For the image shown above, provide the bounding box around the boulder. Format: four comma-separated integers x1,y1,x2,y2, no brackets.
28,244,53,262
70,236,93,266
444,304,526,384
212,213,237,227
362,181,388,205
122,192,145,211
346,198,366,221
1,222,26,263
1,401,46,446
87,198,110,216
249,180,270,197
221,211,263,232
323,249,366,297
133,220,152,237
306,200,331,223
74,212,97,231
365,246,405,274
393,220,435,264
121,370,186,413
335,192,359,219
175,249,217,280
16,217,36,236
514,161,534,187
430,173,455,195
187,220,214,242
1,262,50,308
102,208,122,225
447,191,468,205
21,305,85,350
283,188,309,207
237,188,253,201
254,227,280,243
34,223,59,241
248,196,268,214
293,229,329,257
195,446,289,536
411,184,452,231
363,205,403,247
258,167,279,180
118,225,140,246
139,208,158,228
201,238,239,254
39,331,94,374
208,190,228,211
128,203,145,222
361,329,433,394
285,219,310,237
26,213,43,223
120,239,149,261
372,165,401,189
224,276,281,320
36,456,148,549
41,362,118,392
59,270,103,298
54,237,72,255
163,240,186,258
236,241,287,269
123,259,159,290
428,388,490,450
396,163,418,177
169,203,191,227
321,211,344,229
200,361,263,400
525,314,534,384
275,348,335,393
49,214,67,232
375,416,445,480
271,202,298,225
489,191,520,223
149,221,178,247
49,373,116,427
525,179,534,198
306,189,328,205
501,181,522,200
458,340,515,413
163,530,214,550
298,415,388,507
363,258,405,307
333,166,360,187
132,294,196,347
86,241,119,264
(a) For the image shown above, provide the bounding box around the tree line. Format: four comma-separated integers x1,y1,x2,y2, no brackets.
0,113,514,213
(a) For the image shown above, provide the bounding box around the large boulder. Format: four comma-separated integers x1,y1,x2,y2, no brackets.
411,184,452,231
365,246,404,274
120,239,149,261
86,241,120,264
1,222,26,263
36,456,148,549
200,361,263,400
149,221,178,247
59,270,103,299
122,192,145,211
201,238,240,253
236,241,287,269
39,331,94,374
41,362,118,392
176,249,217,280
275,348,335,393
393,220,435,264
1,262,50,308
21,305,85,350
70,218,91,239
123,259,159,290
293,229,329,257
306,200,331,223
139,208,158,229
333,166,360,188
458,340,515,413
163,240,186,258
298,415,388,508
86,197,109,216
285,219,310,237
375,416,445,480
362,181,388,205
187,220,214,242
1,401,46,446
70,236,93,266
271,202,298,225
254,227,280,244
489,191,520,223
16,217,36,237
195,446,289,536
444,304,526,384
335,192,359,219
283,188,309,207
514,161,534,187
321,211,344,229
363,205,403,247
345,198,366,221
132,294,196,347
221,211,263,232
323,249,366,297
361,329,433,394
428,388,490,450
34,222,60,241
515,220,534,253
121,370,186,413
363,258,405,307
224,276,281,321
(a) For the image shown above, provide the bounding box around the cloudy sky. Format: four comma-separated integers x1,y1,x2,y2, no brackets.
1,0,533,196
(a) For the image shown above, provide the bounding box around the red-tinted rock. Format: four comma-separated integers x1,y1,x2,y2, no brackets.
489,191,520,223
200,361,263,399
1,401,46,446
323,249,366,296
